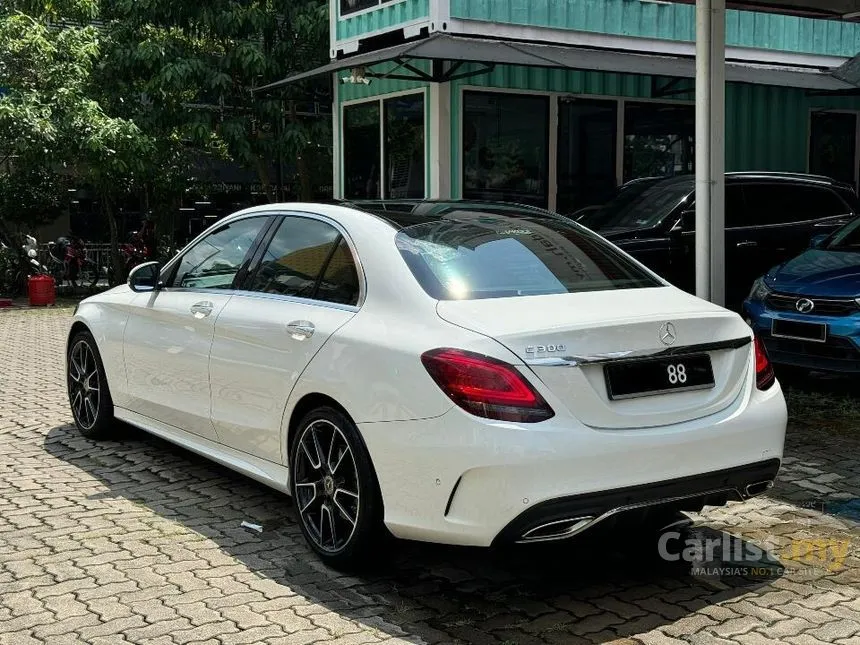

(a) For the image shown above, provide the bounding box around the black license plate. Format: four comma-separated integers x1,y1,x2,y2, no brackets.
771,319,827,343
604,354,715,400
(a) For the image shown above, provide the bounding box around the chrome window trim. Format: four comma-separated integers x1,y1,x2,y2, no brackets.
526,336,751,368
229,289,360,314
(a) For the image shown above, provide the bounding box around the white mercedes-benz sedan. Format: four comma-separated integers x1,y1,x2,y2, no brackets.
66,200,787,568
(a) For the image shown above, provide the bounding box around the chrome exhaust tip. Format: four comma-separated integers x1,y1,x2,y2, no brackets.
517,516,595,543
744,480,774,497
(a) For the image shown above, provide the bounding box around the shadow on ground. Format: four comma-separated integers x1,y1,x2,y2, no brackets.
44,422,786,644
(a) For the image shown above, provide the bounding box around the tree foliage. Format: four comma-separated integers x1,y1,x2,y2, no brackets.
99,0,331,200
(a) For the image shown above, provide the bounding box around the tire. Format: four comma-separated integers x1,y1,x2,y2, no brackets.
289,406,384,570
67,331,115,440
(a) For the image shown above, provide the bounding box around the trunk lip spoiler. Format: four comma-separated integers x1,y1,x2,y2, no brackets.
525,336,752,367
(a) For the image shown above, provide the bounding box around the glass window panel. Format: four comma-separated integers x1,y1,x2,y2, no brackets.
171,217,267,289
317,238,360,306
341,0,378,15
395,208,661,300
344,102,381,199
741,184,850,227
385,94,425,199
809,112,857,188
249,217,340,298
623,102,695,182
462,92,549,208
557,98,618,216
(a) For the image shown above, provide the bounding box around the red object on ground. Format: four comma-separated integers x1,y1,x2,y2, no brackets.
28,275,56,306
0,299,12,308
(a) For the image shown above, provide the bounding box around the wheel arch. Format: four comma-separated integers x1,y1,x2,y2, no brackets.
286,392,385,512
67,320,92,352
287,392,354,460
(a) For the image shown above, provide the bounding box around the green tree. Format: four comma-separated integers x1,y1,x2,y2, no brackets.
0,1,156,282
99,0,331,203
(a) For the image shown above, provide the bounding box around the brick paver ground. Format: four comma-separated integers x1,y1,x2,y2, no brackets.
1,307,858,645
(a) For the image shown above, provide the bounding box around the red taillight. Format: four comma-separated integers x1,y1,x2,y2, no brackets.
754,336,775,391
421,348,554,423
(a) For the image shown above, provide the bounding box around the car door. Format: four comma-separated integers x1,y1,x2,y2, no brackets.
123,215,272,440
671,184,745,299
209,214,362,463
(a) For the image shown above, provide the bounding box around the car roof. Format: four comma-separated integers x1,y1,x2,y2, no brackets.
340,199,563,229
625,172,853,189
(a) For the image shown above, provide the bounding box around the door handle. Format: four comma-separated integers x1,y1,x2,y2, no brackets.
736,240,758,248
190,301,214,318
286,320,315,340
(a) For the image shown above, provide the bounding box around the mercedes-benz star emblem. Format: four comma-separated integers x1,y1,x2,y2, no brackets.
659,322,677,346
796,298,815,314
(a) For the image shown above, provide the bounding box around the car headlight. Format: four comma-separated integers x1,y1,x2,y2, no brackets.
749,278,771,301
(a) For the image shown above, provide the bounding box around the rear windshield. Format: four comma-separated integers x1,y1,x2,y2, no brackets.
578,180,692,231
395,211,663,300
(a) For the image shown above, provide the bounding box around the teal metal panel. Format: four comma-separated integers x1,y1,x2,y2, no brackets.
449,0,860,57
336,0,429,41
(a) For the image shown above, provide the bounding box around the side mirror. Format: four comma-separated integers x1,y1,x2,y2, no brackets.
810,234,828,249
128,261,162,293
673,210,695,233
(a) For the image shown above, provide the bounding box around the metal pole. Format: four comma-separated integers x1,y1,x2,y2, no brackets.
695,0,726,306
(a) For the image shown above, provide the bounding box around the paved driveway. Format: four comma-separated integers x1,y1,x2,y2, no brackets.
1,307,858,645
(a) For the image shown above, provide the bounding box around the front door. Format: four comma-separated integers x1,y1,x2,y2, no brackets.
210,215,361,463
123,215,271,439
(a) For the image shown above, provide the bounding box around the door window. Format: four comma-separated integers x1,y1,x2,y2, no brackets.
169,217,268,289
247,217,360,305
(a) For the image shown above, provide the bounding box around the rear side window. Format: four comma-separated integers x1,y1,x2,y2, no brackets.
740,184,849,226
248,216,360,305
395,213,662,300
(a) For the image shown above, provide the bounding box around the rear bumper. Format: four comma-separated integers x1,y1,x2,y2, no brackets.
492,459,780,545
358,381,786,547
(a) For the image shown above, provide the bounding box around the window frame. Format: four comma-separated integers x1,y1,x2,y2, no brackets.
461,89,551,210
338,0,406,19
235,211,367,311
340,88,428,201
455,84,697,212
160,214,277,292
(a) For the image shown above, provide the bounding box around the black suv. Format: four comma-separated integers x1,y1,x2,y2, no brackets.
577,172,859,309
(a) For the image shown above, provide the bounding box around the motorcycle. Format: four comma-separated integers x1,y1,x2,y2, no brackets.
47,236,102,292
108,229,153,287
0,234,49,297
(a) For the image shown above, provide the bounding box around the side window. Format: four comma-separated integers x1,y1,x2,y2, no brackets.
170,217,267,289
742,184,850,227
248,216,360,305
724,185,748,228
317,238,360,306
680,186,745,229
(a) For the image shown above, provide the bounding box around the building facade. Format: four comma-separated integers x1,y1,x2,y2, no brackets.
319,0,860,215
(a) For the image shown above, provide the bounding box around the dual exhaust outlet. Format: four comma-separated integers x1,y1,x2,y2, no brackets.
517,479,775,543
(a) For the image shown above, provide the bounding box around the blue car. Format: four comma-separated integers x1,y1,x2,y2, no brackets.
745,217,860,373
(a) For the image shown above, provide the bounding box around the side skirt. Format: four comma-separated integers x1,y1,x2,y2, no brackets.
114,407,291,495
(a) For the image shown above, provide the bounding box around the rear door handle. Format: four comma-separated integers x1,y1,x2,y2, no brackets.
736,240,758,248
190,301,214,318
286,320,315,340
